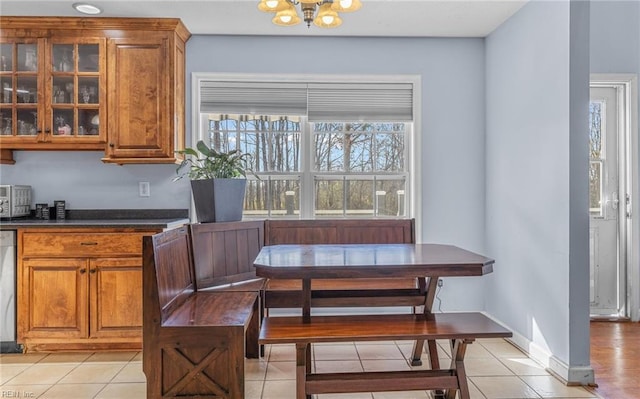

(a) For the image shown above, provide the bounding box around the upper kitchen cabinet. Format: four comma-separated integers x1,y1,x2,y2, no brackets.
0,17,190,165
103,26,188,164
0,26,107,150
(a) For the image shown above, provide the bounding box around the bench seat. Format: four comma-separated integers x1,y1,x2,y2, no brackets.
259,312,512,344
163,291,258,327
259,312,512,399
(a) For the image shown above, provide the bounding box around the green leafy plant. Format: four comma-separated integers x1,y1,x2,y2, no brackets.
174,140,255,180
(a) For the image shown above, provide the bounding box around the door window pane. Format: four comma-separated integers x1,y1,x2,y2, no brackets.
589,101,604,217
589,101,603,159
590,161,603,216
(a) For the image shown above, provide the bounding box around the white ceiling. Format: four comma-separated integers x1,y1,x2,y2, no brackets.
0,0,527,37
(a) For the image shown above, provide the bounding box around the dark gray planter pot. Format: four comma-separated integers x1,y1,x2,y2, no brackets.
190,178,246,223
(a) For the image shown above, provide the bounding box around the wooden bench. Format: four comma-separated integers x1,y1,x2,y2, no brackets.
263,219,421,309
259,312,513,399
142,226,260,399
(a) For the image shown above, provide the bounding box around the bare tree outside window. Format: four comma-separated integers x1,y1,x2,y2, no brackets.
204,115,407,218
589,102,603,216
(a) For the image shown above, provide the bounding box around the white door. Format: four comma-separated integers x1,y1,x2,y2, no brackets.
589,86,625,317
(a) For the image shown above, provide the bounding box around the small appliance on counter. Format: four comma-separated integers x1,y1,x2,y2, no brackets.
0,185,32,219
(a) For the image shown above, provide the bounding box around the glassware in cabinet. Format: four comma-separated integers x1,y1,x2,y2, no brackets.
0,41,40,139
49,41,103,142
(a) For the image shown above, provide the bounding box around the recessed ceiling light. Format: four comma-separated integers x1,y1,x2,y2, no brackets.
72,3,102,15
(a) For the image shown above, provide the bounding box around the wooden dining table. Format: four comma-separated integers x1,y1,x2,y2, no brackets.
254,243,496,367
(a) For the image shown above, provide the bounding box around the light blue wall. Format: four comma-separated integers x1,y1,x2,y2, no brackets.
485,0,591,381
186,35,489,310
0,151,190,209
590,0,640,74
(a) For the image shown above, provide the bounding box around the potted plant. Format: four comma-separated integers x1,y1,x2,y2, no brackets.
175,140,255,223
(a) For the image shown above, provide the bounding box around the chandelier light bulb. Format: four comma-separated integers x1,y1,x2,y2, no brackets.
260,0,358,28
331,0,362,13
272,3,301,26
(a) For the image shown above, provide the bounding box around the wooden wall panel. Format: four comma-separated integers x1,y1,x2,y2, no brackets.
190,221,264,288
147,226,194,321
265,219,415,245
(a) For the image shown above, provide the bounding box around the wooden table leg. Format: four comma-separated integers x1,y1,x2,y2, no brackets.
296,343,311,399
411,276,440,366
302,279,311,323
446,339,471,399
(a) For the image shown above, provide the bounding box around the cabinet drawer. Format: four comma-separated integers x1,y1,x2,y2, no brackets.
22,232,146,257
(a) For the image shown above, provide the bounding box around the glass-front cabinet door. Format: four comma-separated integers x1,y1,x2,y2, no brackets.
0,39,41,142
49,39,105,144
0,37,105,147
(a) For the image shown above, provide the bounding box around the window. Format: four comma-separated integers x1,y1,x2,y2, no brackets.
589,101,604,217
194,75,418,219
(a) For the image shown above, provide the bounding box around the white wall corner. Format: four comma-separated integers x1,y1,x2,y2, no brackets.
486,312,596,386
548,356,595,386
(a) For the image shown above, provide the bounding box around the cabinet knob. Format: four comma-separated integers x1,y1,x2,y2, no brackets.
80,242,98,246
45,128,51,133
90,269,97,274
37,129,42,133
109,143,114,147
79,268,87,274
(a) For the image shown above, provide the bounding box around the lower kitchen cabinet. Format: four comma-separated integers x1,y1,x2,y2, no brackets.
90,257,143,339
22,258,88,339
17,228,158,352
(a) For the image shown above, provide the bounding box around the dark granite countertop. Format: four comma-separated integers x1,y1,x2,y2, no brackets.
0,209,189,229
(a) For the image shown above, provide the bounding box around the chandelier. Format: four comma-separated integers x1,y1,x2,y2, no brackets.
258,0,362,28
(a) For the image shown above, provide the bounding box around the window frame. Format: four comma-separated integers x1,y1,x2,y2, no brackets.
191,73,422,224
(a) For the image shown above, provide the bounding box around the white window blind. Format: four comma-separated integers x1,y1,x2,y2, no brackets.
200,81,308,115
199,81,414,122
307,83,413,122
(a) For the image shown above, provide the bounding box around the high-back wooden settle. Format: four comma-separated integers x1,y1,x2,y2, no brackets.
142,226,260,399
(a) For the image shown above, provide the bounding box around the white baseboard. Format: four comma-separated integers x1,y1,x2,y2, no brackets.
489,313,595,385
548,356,596,385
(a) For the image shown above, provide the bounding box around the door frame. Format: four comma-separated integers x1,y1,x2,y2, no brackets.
590,73,638,321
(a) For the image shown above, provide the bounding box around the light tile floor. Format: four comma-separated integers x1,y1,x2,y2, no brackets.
0,339,601,399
